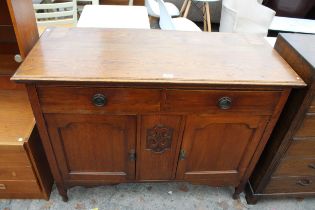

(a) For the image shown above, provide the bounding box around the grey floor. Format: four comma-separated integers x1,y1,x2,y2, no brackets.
1,182,315,210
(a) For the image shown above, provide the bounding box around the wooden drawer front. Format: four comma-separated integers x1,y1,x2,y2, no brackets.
274,158,315,177
295,114,315,138
0,180,41,194
309,97,315,113
0,146,30,167
38,87,162,114
286,139,315,158
0,166,36,180
164,90,281,115
265,177,315,194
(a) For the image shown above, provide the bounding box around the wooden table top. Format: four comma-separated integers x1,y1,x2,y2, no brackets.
77,5,150,29
12,28,305,87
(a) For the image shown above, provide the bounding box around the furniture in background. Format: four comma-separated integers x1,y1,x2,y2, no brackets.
33,0,78,27
264,37,276,47
219,0,275,36
77,5,150,29
0,0,53,199
12,28,304,201
180,0,220,31
263,0,315,18
157,0,201,31
269,16,315,34
246,34,315,204
100,0,143,5
77,0,100,14
145,0,179,18
0,77,53,199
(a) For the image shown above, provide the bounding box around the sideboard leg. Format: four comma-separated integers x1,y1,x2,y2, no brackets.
62,195,69,202
56,183,68,202
232,191,240,200
232,186,242,200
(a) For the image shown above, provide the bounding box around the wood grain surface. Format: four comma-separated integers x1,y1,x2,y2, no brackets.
12,28,305,87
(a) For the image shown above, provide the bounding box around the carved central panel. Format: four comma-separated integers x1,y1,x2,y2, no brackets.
146,124,173,153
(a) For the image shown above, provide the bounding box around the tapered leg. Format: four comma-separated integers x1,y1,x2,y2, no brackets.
233,186,243,200
203,3,207,31
56,183,69,202
180,0,189,16
205,2,211,32
183,0,192,18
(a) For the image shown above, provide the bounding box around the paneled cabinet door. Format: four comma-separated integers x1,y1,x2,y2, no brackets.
137,115,183,180
45,114,136,183
176,115,269,186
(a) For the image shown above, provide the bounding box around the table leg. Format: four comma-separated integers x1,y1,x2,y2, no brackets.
205,2,211,32
203,3,207,31
180,0,189,16
183,0,192,18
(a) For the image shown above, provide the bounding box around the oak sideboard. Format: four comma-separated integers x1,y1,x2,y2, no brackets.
12,28,305,201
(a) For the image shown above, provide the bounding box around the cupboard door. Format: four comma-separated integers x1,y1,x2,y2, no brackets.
137,115,182,180
45,114,136,183
176,115,268,186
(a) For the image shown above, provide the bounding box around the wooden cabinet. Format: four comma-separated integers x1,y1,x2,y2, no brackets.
0,0,53,199
176,115,269,187
246,34,315,204
12,28,305,201
0,81,53,199
45,114,136,183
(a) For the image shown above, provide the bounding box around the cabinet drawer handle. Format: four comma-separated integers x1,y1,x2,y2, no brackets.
92,94,107,107
0,184,6,190
14,54,23,63
218,97,232,110
297,179,312,186
308,163,315,169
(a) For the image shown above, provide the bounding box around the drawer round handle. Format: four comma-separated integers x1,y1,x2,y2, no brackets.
297,179,312,186
14,54,23,63
92,94,107,107
218,97,232,110
308,163,315,169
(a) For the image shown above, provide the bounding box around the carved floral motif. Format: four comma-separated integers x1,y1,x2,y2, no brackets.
146,124,173,153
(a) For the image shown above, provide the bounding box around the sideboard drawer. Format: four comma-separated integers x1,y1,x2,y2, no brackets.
295,114,315,138
286,139,315,158
274,158,315,177
164,90,281,115
308,97,315,113
0,166,36,180
265,176,315,193
38,87,162,114
0,146,30,167
0,180,41,194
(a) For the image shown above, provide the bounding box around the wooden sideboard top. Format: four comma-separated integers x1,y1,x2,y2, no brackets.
12,28,305,87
